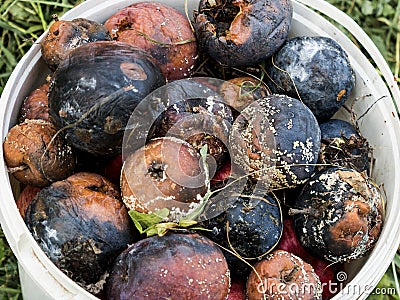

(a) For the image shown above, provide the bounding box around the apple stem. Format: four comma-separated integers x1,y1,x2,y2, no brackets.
7,165,28,173
288,207,321,218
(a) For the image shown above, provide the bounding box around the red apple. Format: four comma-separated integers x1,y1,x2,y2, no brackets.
102,154,123,185
227,276,246,300
211,160,231,188
16,185,41,219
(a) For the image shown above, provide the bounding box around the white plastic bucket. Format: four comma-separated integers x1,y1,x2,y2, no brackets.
0,0,399,299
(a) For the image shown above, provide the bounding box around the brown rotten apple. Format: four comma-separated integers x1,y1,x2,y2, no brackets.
246,249,322,300
3,119,75,187
194,0,293,67
18,82,51,123
121,137,207,217
104,2,198,81
278,218,343,299
41,17,111,71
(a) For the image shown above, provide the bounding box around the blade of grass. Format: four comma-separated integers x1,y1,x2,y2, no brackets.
18,0,74,8
0,19,31,35
1,0,19,17
30,1,48,31
1,44,17,66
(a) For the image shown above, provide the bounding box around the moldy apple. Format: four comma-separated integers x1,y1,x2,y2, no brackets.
290,167,384,262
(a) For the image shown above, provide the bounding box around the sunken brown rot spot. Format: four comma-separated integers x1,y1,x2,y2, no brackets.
41,18,111,71
230,107,274,180
246,249,322,300
103,115,123,135
3,119,75,187
120,137,207,213
24,172,137,294
194,0,293,66
104,2,198,81
119,62,148,80
327,199,381,256
106,233,230,299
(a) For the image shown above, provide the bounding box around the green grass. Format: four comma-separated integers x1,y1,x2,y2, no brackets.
0,231,20,300
0,1,78,298
0,0,78,94
326,0,400,82
0,0,399,299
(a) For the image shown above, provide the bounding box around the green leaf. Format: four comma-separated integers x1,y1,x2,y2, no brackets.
382,3,395,17
371,35,388,58
144,221,198,237
361,1,376,15
181,189,212,221
179,219,198,227
145,226,166,237
0,239,5,264
18,0,74,9
128,208,170,234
